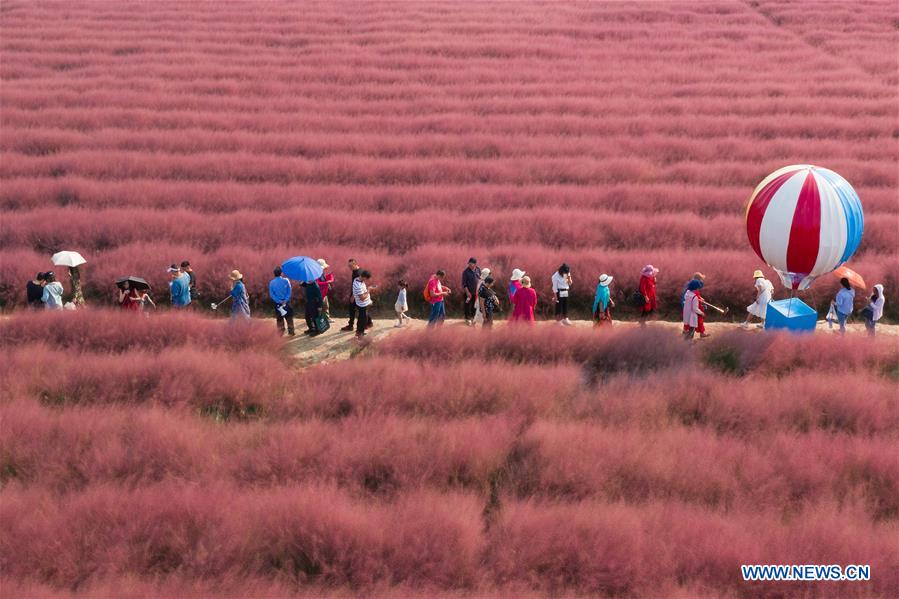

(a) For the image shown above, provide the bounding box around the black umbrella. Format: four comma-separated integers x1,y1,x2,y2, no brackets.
115,276,151,290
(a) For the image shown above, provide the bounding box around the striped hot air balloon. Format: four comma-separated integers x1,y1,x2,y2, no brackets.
745,165,863,290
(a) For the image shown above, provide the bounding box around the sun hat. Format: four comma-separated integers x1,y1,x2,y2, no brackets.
317,259,329,269
480,268,491,279
510,268,526,281
692,272,705,281
599,274,613,286
520,276,532,288
641,265,659,277
752,270,764,279
228,269,243,281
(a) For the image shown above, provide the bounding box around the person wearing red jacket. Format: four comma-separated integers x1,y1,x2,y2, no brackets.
639,264,658,325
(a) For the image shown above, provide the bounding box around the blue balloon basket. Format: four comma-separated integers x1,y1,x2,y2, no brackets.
764,298,817,333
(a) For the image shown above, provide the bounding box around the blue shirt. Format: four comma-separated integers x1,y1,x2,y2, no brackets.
171,273,191,306
835,288,855,315
593,284,610,314
268,276,292,304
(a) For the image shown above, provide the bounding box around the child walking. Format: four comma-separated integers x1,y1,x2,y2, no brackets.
395,279,409,327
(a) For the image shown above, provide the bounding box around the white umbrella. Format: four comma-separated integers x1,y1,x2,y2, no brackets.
51,251,87,267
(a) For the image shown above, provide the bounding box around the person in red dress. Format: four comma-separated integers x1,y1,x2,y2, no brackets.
118,280,142,312
639,264,659,325
510,275,537,323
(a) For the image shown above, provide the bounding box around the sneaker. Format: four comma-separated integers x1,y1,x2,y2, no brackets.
355,333,366,339
303,330,314,336
562,318,573,326
340,325,354,332
740,322,750,330
756,324,764,329
394,323,402,328
287,332,296,337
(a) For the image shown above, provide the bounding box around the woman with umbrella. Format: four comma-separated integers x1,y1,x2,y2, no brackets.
117,276,154,313
51,251,87,308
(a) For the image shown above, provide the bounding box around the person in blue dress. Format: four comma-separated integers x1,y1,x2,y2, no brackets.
228,270,250,320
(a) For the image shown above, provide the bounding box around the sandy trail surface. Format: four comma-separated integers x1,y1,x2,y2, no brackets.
284,317,896,366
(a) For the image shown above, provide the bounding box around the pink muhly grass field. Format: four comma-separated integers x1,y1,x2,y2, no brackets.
3,310,899,596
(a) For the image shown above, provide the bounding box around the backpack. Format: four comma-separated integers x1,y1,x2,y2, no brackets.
630,289,646,308
423,282,431,302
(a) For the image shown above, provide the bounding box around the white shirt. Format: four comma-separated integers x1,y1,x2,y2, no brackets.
42,282,64,309
353,279,372,308
551,272,570,293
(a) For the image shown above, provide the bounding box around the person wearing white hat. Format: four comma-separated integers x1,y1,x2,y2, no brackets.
473,267,491,325
592,274,615,327
741,269,773,329
315,259,335,322
509,268,526,302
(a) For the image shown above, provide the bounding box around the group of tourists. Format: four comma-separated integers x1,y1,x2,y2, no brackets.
23,254,887,337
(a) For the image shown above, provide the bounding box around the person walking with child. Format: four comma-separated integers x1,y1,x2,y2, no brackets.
551,263,573,326
478,275,500,328
426,270,452,327
395,279,409,327
510,275,537,323
353,270,376,338
268,266,295,336
462,257,481,326
592,273,615,327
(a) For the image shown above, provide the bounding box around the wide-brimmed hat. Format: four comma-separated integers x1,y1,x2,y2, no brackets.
641,265,659,277
599,274,613,286
510,268,526,281
228,269,243,281
317,259,329,269
752,270,764,279
692,272,705,281
520,276,532,288
480,268,492,279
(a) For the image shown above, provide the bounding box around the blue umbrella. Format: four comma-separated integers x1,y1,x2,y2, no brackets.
281,256,323,282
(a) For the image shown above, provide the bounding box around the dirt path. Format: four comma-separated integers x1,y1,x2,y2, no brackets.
285,317,897,366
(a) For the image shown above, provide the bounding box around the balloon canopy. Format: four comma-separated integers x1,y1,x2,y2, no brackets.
745,165,863,291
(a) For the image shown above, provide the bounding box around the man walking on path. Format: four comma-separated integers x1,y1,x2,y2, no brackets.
341,258,362,332
268,266,295,336
427,269,452,327
181,260,197,302
462,257,481,326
